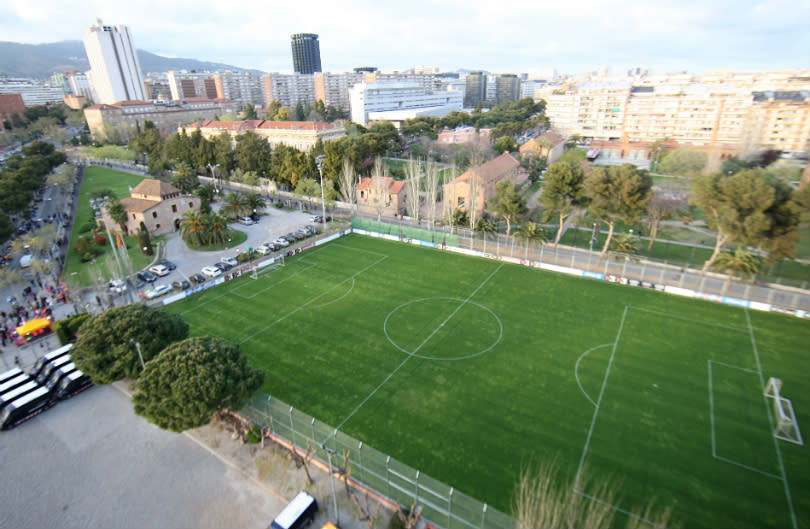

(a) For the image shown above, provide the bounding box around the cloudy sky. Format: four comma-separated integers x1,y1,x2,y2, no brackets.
1,0,808,75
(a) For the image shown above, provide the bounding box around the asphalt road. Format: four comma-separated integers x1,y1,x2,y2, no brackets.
0,384,285,529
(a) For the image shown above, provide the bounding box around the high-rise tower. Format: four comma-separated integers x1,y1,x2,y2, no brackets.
290,33,322,75
83,18,146,104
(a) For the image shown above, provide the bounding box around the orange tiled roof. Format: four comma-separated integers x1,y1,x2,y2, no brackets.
188,120,341,132
453,152,521,184
119,197,158,212
130,179,182,198
357,176,407,195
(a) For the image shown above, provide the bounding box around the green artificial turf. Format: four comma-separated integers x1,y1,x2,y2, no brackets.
164,234,809,528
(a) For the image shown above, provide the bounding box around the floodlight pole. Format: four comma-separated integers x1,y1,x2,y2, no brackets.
315,155,327,232
130,338,145,370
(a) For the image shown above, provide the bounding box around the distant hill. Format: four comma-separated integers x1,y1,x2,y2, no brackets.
0,40,262,79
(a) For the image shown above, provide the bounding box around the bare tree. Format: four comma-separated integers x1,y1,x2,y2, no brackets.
396,500,423,529
371,157,388,221
424,160,441,230
467,167,480,231
287,439,315,485
339,158,358,212
404,157,422,225
514,462,672,529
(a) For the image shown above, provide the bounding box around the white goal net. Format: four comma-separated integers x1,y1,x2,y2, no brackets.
764,377,803,445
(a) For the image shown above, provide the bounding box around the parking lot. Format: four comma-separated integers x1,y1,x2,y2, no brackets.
0,384,285,529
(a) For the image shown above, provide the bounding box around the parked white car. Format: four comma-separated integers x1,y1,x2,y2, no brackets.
273,237,290,247
201,265,222,278
145,284,171,299
109,279,127,294
255,245,272,255
221,256,238,266
148,264,170,277
237,216,255,225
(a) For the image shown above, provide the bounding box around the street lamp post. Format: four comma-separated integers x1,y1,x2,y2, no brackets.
315,155,327,233
130,339,145,370
322,443,340,525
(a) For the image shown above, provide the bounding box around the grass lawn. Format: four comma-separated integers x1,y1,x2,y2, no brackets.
164,234,809,528
63,166,152,288
184,229,247,252
796,227,809,260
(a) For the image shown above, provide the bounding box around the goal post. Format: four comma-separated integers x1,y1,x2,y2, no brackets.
252,255,285,279
764,377,804,445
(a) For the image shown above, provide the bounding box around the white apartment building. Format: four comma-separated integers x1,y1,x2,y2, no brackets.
214,71,265,108
349,82,463,127
82,18,145,104
543,70,810,155
67,72,94,100
314,72,364,111
263,73,317,109
167,71,219,101
0,77,66,106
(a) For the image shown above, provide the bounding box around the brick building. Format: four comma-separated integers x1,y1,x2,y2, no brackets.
103,179,199,237
443,153,526,217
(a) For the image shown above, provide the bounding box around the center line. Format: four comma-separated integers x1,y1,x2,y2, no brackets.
331,263,504,435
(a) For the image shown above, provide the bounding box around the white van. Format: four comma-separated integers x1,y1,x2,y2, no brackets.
270,491,318,529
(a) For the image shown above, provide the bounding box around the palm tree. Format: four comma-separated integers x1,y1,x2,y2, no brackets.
244,191,266,216
221,192,248,220
515,221,547,254
711,248,761,296
609,233,639,255
179,210,205,246
206,213,230,246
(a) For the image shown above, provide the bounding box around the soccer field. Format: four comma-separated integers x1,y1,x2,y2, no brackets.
164,234,810,528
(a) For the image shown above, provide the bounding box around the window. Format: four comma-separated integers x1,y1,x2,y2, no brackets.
171,204,177,213
155,224,160,229
152,211,158,218
189,201,194,208
457,196,465,207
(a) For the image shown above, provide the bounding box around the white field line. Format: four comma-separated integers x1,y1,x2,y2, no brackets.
708,360,782,479
745,308,797,529
574,306,628,491
709,359,759,374
573,489,661,528
178,261,315,316
332,243,390,257
713,455,783,480
331,263,505,435
238,255,388,345
575,344,612,408
628,306,748,333
310,278,355,309
234,262,317,300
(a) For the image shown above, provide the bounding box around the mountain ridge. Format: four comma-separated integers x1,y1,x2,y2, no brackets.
0,40,263,79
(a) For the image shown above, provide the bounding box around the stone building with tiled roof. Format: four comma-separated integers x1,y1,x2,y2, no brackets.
102,178,199,237
356,175,410,216
183,119,345,152
443,153,527,217
519,130,567,163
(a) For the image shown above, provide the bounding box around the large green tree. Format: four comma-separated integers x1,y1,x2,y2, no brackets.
72,305,189,384
585,164,653,256
691,168,797,270
487,180,528,236
234,130,272,175
658,148,707,176
133,336,264,433
171,162,199,194
494,136,518,154
540,161,588,246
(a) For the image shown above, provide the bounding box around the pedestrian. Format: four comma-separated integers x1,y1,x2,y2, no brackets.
14,356,20,366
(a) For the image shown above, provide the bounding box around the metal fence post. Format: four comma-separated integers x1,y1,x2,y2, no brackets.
481,503,487,529
385,456,391,499
448,488,453,529
358,442,364,483
311,417,315,442
415,470,420,504
289,406,295,448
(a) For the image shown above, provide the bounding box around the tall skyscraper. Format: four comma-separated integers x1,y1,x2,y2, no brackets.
464,71,487,108
290,33,322,74
83,18,145,104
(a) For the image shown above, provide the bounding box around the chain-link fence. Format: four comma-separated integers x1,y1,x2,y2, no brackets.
241,393,515,529
351,217,810,313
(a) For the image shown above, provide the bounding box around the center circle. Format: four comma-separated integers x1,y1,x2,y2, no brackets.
383,297,503,360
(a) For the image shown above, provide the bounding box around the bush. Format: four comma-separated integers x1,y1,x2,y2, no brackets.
78,220,95,233
54,313,91,344
94,235,106,245
247,424,262,444
274,201,284,209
